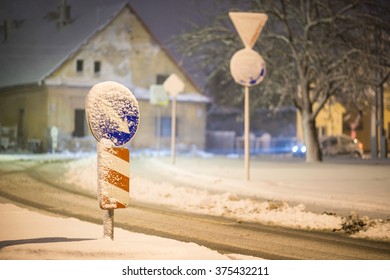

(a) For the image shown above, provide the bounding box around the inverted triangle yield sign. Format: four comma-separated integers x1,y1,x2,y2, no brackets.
229,12,268,49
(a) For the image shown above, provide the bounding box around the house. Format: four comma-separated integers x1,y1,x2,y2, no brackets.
0,0,209,153
296,100,346,142
296,91,390,154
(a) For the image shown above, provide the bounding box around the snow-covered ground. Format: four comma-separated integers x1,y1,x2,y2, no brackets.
0,203,246,260
0,152,389,261
61,153,390,241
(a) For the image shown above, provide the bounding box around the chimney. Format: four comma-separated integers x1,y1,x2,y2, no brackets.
57,0,71,27
2,20,9,42
1,20,23,42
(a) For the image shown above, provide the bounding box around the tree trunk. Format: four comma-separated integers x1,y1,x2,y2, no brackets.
302,111,322,162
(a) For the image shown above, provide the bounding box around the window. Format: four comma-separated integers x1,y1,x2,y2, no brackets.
94,61,101,74
156,116,178,137
73,109,86,137
76,59,83,72
156,74,169,85
342,113,363,131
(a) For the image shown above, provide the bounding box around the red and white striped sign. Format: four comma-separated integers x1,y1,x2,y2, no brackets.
97,143,130,209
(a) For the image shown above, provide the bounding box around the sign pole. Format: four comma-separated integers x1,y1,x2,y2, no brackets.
229,12,268,181
163,73,185,165
157,106,161,151
103,209,114,240
86,81,139,241
244,86,250,181
171,95,177,164
149,84,170,151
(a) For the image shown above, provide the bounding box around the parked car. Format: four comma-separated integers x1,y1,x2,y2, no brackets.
321,135,364,158
292,135,364,158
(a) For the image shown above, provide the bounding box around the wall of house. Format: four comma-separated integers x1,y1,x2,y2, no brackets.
131,99,206,150
343,110,371,152
127,8,198,92
45,6,198,93
384,88,390,147
47,86,87,134
296,90,390,154
296,101,345,143
0,85,48,152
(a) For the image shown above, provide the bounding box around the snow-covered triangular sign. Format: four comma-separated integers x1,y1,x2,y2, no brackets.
163,73,185,97
229,12,268,49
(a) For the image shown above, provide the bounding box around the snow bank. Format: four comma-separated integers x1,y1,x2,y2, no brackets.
0,203,230,260
62,155,390,240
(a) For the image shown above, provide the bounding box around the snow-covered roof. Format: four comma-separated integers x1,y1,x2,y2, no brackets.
0,0,132,89
0,0,130,89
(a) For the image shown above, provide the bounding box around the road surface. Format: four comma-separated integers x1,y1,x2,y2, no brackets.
0,158,389,259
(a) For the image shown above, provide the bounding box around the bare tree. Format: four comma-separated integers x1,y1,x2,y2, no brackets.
174,0,389,162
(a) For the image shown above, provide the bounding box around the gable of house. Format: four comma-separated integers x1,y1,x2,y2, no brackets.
0,0,208,153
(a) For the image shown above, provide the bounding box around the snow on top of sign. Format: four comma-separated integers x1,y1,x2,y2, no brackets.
86,81,139,146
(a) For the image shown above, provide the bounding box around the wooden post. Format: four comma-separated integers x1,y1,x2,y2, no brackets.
163,74,184,165
157,106,161,151
103,209,114,240
171,96,177,164
244,86,250,181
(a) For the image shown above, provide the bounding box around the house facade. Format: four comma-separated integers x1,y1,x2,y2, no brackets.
296,91,390,154
0,0,208,153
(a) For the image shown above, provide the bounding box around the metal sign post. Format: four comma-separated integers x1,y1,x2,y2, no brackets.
163,74,185,165
229,12,268,181
50,126,58,154
150,85,169,151
85,81,139,240
244,86,250,180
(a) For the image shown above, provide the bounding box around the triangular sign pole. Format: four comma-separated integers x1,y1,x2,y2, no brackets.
229,12,268,49
229,12,268,181
163,74,185,165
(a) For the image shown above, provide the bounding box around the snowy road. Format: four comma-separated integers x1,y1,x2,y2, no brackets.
132,156,390,219
0,157,389,259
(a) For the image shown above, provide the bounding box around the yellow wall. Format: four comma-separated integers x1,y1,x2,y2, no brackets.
0,85,48,150
47,86,88,136
384,88,390,141
132,100,206,150
296,100,345,143
296,91,390,153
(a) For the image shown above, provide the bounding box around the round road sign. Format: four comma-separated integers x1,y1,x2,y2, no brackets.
85,81,139,146
230,48,265,87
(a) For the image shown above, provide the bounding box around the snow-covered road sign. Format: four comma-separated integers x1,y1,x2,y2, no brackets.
163,73,184,97
85,81,139,146
229,12,268,181
229,12,268,87
98,143,130,209
228,12,268,49
85,81,138,239
230,48,266,87
150,84,169,106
